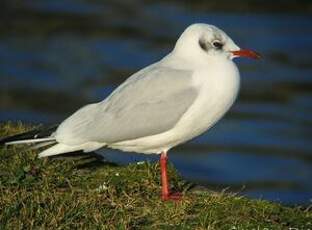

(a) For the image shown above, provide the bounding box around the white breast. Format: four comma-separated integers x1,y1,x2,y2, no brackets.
174,59,240,141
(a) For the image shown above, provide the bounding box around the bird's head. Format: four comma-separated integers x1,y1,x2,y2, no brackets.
173,23,261,63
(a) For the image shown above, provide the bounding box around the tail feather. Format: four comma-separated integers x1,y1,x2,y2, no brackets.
38,142,105,158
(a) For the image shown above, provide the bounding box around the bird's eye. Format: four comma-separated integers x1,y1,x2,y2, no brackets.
212,41,223,49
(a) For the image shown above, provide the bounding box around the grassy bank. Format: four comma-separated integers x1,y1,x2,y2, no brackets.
0,123,311,229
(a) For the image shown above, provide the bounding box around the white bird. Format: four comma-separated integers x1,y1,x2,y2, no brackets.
1,23,260,201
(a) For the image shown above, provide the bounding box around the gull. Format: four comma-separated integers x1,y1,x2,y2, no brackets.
1,23,260,201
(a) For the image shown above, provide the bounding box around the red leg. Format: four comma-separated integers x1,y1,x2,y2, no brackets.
160,151,182,201
160,152,169,200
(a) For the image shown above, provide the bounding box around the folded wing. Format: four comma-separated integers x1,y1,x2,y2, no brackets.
56,65,198,145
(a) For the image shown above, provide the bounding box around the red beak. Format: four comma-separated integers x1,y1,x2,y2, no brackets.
231,49,261,59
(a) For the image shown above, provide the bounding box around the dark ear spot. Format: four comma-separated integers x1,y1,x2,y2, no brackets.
199,38,208,51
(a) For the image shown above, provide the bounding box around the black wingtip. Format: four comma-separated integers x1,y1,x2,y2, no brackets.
0,124,58,146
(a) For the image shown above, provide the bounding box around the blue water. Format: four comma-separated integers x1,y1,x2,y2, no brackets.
1,1,311,205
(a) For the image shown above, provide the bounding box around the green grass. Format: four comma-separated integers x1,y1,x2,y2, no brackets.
0,122,311,229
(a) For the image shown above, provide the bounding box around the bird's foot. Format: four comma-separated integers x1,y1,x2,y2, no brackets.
161,192,183,202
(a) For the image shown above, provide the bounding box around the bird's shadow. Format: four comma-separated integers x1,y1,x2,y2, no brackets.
49,151,119,170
